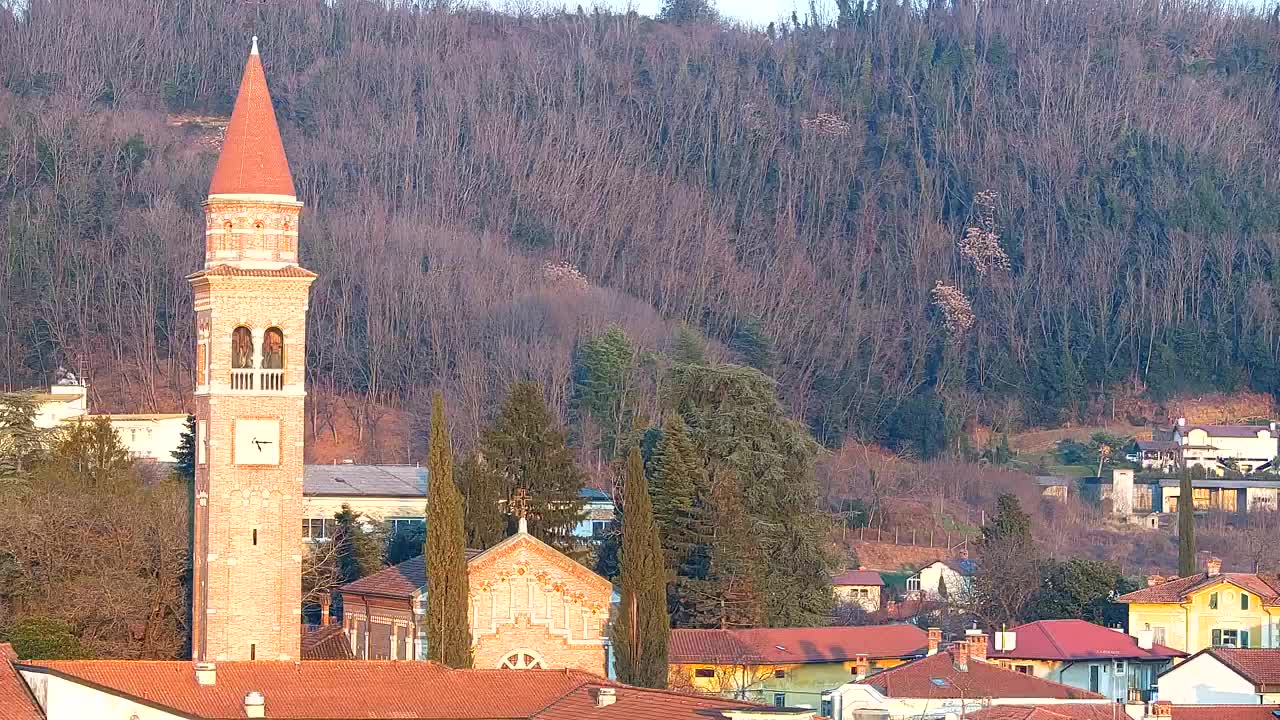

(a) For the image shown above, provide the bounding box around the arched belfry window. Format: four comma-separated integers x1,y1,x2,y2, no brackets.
231,327,254,369
262,328,284,369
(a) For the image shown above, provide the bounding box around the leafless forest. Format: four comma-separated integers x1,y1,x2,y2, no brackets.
2,0,1280,455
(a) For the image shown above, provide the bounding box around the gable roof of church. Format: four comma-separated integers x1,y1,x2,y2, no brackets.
208,37,296,198
340,531,611,600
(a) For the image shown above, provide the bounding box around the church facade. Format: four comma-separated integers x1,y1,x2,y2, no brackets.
339,529,614,674
189,38,314,662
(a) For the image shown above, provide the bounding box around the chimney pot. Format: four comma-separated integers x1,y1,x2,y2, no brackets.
594,687,617,707
194,662,216,686
1206,557,1222,576
1147,575,1163,587
966,631,988,662
854,653,871,681
244,691,266,718
1152,701,1172,717
953,643,970,673
927,627,942,656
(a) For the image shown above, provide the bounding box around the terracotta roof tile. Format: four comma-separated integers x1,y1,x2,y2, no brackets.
18,661,763,719
987,620,1184,661
1117,573,1280,605
670,624,927,665
866,649,1105,700
340,551,483,599
300,625,354,660
965,704,1127,720
189,265,317,279
1170,706,1280,720
0,645,41,720
209,40,295,197
833,570,885,587
1206,648,1280,687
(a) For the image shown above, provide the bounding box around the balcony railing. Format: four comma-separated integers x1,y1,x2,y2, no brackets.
229,368,285,391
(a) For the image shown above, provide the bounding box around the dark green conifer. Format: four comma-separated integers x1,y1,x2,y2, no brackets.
1178,468,1197,576
424,391,471,668
611,445,669,687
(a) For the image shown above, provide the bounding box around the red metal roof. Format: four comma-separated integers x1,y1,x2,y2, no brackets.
208,40,295,197
18,661,761,719
866,649,1105,700
1117,572,1280,605
0,645,41,720
832,570,885,587
987,620,1184,661
965,704,1127,720
669,624,927,665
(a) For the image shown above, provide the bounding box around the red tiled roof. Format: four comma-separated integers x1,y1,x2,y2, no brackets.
209,40,295,197
340,551,483,600
18,661,760,719
189,265,317,279
987,620,1184,661
1170,706,1280,720
833,570,885,587
965,704,1126,720
670,624,927,665
1204,648,1280,687
1117,572,1280,605
865,649,1105,700
0,645,41,720
300,625,354,660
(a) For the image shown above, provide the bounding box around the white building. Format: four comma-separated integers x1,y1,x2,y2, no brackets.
27,375,187,463
1172,420,1279,475
1157,648,1280,705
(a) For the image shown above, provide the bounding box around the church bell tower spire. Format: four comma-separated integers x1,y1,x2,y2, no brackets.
188,38,314,662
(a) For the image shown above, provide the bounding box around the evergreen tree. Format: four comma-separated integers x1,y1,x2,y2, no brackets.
424,392,471,668
480,382,586,552
571,327,637,460
1179,468,1197,576
171,414,195,483
672,325,707,365
666,362,833,627
972,494,1041,626
648,415,704,572
728,317,774,372
694,476,766,628
0,391,44,483
612,446,670,687
457,451,507,550
333,504,384,583
660,0,717,24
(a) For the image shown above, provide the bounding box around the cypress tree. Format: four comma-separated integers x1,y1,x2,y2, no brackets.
480,382,586,552
1178,468,1197,576
611,445,669,687
424,392,471,667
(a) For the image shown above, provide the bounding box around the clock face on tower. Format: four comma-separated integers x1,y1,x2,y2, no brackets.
233,418,281,466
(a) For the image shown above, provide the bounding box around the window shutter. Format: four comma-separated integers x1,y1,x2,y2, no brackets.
1210,593,1219,609
1213,629,1223,647
1242,630,1251,648
1242,594,1250,610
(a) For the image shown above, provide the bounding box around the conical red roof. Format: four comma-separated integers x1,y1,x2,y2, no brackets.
209,38,295,197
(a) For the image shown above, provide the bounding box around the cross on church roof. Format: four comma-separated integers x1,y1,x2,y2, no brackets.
512,488,530,534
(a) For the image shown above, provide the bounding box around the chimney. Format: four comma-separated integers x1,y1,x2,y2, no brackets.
319,592,332,625
194,662,217,686
1177,417,1186,428
928,627,942,656
854,653,871,681
1147,575,1164,587
244,691,266,718
1134,630,1154,650
994,630,1017,653
1151,701,1172,718
1206,557,1222,577
953,643,970,673
593,687,617,707
965,628,988,662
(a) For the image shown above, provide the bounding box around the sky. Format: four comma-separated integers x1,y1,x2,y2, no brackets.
622,0,836,26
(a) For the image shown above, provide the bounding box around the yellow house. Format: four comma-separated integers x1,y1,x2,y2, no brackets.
832,569,885,612
1118,557,1280,654
669,624,933,709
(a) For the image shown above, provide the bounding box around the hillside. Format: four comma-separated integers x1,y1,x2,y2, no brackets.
4,0,1280,455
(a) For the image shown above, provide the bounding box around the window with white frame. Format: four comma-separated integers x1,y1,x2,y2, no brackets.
304,518,332,541
1212,629,1249,648
390,517,425,535
906,576,922,592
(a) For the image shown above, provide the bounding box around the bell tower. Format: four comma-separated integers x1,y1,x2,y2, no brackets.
189,37,314,662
